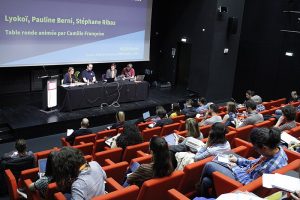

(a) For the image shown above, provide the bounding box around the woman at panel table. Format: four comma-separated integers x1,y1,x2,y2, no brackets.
63,67,77,84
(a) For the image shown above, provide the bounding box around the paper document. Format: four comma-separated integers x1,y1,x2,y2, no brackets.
67,129,74,136
281,131,300,145
262,173,300,192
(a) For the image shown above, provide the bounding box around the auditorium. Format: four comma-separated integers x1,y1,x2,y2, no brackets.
0,0,299,199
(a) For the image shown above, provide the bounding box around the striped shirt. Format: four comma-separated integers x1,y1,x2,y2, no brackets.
34,176,53,198
127,163,154,187
278,120,296,132
231,147,288,185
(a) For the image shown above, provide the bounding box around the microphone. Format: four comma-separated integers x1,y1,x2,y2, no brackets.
42,65,48,77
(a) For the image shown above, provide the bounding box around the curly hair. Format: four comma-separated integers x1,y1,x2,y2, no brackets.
52,147,86,192
116,124,143,149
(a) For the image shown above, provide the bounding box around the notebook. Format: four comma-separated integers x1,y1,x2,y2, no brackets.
105,134,121,147
281,131,300,145
263,173,300,193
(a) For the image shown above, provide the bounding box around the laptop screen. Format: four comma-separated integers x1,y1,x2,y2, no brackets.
38,158,47,173
143,111,150,120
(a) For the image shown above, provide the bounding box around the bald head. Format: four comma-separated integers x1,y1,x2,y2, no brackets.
81,118,89,128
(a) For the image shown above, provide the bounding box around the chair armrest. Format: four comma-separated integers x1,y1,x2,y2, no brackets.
201,138,208,143
104,159,116,166
174,130,180,133
24,179,40,199
167,189,190,200
61,137,70,146
136,150,149,157
105,177,124,192
80,142,85,145
104,146,110,151
212,171,243,196
54,192,67,200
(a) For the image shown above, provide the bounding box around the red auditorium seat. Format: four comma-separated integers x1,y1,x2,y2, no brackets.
92,185,139,200
141,127,161,141
122,142,150,163
93,148,123,166
228,125,254,141
160,123,181,137
199,124,212,138
73,133,96,145
167,189,190,200
171,115,185,123
73,142,94,156
5,169,19,200
102,161,129,184
96,129,118,140
137,121,153,132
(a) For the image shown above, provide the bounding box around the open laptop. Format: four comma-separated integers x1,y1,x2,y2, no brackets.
143,111,150,121
38,158,47,178
136,75,145,81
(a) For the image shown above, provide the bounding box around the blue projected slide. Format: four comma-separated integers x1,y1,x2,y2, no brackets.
0,0,153,67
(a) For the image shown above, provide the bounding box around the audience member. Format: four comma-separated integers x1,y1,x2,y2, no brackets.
52,147,106,199
1,139,34,161
106,63,117,79
121,63,135,78
196,97,208,114
194,122,231,161
274,105,297,132
245,90,255,102
111,111,126,129
251,95,265,112
182,99,197,118
290,91,300,103
196,127,287,198
168,103,182,118
169,118,203,153
29,151,56,198
199,104,222,126
222,101,238,127
154,107,173,127
125,136,175,187
63,67,76,84
238,100,264,128
116,124,143,149
66,118,93,145
82,63,96,83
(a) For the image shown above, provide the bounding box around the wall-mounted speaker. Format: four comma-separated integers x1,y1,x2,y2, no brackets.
228,17,238,34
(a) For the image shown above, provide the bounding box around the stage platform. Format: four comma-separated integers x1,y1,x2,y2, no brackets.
0,85,190,143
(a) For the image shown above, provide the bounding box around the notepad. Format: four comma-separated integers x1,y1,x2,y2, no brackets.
67,129,74,136
281,131,300,145
263,173,300,192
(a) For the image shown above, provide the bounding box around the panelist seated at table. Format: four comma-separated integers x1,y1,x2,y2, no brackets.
82,63,97,83
121,63,135,78
63,67,77,84
106,63,117,79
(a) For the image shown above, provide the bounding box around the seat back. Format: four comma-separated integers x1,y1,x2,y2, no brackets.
92,185,139,200
54,192,66,200
233,138,258,158
235,125,254,141
283,148,300,163
19,167,39,189
137,170,184,200
35,148,58,166
73,142,94,156
262,102,272,110
290,125,300,138
270,98,286,107
122,142,150,163
5,169,19,200
179,156,214,196
93,139,106,156
254,120,275,128
60,137,71,146
160,123,181,137
45,182,58,200
4,155,36,181
142,127,161,142
74,133,96,145
171,115,186,123
131,155,152,165
137,122,152,132
199,125,211,138
94,148,123,166
103,161,129,184
225,131,237,147
97,129,118,139
24,179,40,200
